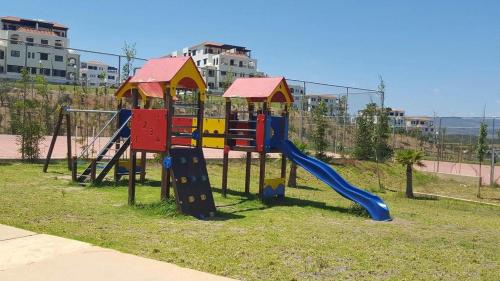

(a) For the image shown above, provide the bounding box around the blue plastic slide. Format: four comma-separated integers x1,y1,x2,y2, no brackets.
277,140,391,221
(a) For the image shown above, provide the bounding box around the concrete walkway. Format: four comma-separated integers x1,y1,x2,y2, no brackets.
0,224,236,281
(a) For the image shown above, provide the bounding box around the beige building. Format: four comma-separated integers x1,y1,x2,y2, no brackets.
168,42,264,93
0,16,79,83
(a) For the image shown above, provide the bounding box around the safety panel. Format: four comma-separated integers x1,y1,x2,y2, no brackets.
170,147,216,218
256,114,266,152
172,117,194,146
118,109,132,138
192,118,225,148
262,178,285,198
130,109,167,152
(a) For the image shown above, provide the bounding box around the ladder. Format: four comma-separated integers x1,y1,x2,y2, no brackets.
77,116,135,183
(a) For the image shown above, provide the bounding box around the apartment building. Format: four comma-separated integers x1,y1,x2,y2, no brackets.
0,16,79,83
405,116,434,133
304,94,339,116
80,61,119,87
169,42,263,93
289,84,305,109
388,108,405,127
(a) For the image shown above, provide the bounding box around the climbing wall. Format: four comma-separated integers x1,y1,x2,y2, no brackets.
170,147,216,218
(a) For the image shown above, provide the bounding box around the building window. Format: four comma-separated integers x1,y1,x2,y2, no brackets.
0,50,4,60
108,75,115,80
41,39,49,45
239,61,243,67
208,70,215,77
55,55,63,62
7,65,23,73
208,82,214,88
230,59,235,66
40,53,49,60
221,71,226,76
42,68,51,76
26,37,34,46
0,66,4,73
10,34,19,44
203,58,207,65
55,40,63,49
192,50,197,56
52,69,66,77
11,50,20,57
196,60,200,66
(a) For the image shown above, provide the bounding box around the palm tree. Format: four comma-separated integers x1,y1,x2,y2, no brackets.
395,150,425,198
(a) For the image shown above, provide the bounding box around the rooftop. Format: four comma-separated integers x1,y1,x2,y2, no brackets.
1,16,68,29
223,77,293,103
190,41,250,52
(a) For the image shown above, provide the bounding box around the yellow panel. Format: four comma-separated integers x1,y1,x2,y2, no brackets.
191,118,225,148
263,178,285,190
118,159,142,170
170,58,207,101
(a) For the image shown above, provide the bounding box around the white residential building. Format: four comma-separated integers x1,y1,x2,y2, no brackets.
405,116,434,134
289,84,305,110
80,61,119,87
168,42,263,93
388,108,405,127
0,16,79,83
304,94,339,116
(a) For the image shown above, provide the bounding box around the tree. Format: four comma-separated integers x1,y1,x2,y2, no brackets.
374,107,393,161
12,68,45,162
476,122,488,197
0,79,12,107
311,101,328,159
121,41,137,81
287,141,308,187
395,149,425,198
353,103,376,160
219,68,234,91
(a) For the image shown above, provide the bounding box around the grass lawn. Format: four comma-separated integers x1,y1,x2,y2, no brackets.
0,159,499,280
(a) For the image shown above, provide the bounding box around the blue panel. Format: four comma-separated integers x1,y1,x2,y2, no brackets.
119,109,132,138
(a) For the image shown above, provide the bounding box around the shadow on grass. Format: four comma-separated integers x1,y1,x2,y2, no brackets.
264,196,370,219
211,186,370,219
288,184,320,191
91,179,161,188
411,195,439,201
0,162,13,166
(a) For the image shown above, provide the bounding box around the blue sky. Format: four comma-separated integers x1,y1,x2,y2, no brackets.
4,0,500,116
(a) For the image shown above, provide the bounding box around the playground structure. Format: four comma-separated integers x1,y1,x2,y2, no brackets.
43,56,391,221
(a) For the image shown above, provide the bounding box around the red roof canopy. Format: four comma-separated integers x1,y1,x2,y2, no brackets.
223,77,293,103
131,57,199,88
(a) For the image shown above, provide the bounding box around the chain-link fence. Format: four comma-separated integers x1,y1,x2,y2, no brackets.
1,39,498,184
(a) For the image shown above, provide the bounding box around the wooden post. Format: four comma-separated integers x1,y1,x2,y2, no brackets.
71,156,77,182
196,91,204,148
161,88,173,201
258,102,268,199
280,104,288,179
66,112,72,171
244,102,254,194
221,98,231,197
128,150,137,205
128,89,139,206
43,107,64,172
90,159,96,182
245,151,252,194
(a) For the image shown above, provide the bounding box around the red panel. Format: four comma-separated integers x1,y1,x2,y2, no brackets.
234,122,250,146
131,109,167,152
172,117,193,146
256,114,266,152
